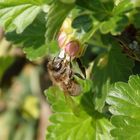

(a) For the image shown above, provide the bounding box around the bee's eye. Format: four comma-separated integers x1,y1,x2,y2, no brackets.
53,62,62,71
52,57,63,71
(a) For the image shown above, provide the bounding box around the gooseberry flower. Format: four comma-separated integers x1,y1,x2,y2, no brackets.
57,18,85,58
65,41,80,57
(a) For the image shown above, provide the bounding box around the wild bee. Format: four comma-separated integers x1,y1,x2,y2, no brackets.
47,52,85,96
47,17,86,96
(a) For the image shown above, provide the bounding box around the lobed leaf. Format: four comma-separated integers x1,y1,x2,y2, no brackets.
45,80,113,140
45,0,74,42
76,0,133,35
93,45,134,112
76,0,114,16
112,0,133,15
0,0,47,33
100,15,128,35
106,75,140,139
72,14,93,32
99,0,133,35
5,13,48,60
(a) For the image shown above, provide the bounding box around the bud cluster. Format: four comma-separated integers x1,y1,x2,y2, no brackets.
57,18,84,58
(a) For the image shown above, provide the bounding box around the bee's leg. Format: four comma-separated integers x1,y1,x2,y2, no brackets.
68,58,74,79
69,69,73,79
76,58,86,79
70,60,72,69
74,72,85,80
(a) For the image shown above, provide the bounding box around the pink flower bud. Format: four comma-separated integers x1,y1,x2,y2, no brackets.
57,32,67,48
65,41,80,57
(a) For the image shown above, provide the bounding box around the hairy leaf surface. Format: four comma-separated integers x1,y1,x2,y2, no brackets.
45,80,113,140
93,46,134,112
5,13,47,60
0,0,47,33
106,75,140,140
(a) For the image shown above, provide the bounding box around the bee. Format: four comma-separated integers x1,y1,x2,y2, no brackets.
47,53,85,96
47,17,86,96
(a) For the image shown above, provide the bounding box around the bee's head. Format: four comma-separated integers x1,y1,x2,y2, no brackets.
48,57,63,72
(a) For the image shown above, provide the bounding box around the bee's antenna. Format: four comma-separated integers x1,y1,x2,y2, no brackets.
74,72,85,80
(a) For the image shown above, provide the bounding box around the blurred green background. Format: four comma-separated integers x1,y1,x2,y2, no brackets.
0,28,51,140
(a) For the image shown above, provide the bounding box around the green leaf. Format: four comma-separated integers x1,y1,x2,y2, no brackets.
45,0,74,42
99,0,133,35
76,0,114,17
93,46,134,112
45,80,113,140
112,0,133,16
5,13,48,60
72,14,93,32
100,0,133,35
106,75,140,139
60,0,75,4
23,44,48,60
90,32,114,49
100,15,128,35
0,56,14,80
131,7,140,28
0,0,46,33
76,0,133,35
